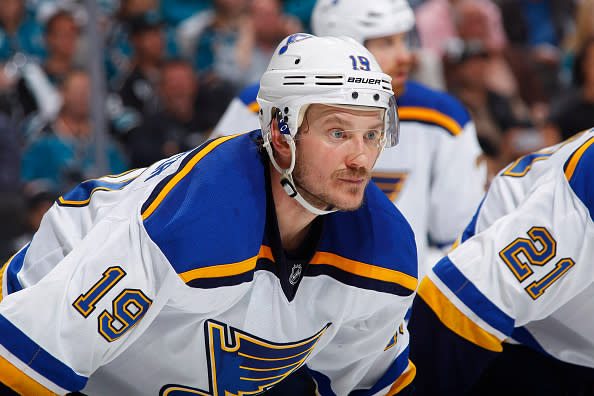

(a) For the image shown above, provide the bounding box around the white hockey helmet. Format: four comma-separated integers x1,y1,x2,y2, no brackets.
311,0,415,44
257,33,399,215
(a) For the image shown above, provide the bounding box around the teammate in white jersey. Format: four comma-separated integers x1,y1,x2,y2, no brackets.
213,0,486,278
408,129,594,395
0,34,419,395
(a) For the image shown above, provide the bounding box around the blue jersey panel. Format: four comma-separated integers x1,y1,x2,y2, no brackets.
143,133,267,275
564,133,594,222
320,183,417,280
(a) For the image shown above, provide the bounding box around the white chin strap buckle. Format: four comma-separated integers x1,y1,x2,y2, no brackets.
280,174,337,216
280,176,298,198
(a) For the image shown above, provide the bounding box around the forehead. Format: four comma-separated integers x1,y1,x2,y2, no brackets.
307,104,383,127
365,32,408,45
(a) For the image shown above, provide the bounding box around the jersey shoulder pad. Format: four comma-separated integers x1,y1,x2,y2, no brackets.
563,131,594,221
397,80,471,136
141,132,267,279
319,182,418,295
238,82,260,113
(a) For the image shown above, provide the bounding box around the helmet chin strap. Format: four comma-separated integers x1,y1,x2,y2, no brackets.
264,132,337,216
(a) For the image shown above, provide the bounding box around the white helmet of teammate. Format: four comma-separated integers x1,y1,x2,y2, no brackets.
311,0,415,44
257,33,399,215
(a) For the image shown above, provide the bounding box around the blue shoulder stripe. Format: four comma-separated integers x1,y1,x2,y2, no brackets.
4,244,29,295
238,82,260,106
397,81,471,136
0,314,88,392
58,176,138,207
563,133,594,221
433,256,514,336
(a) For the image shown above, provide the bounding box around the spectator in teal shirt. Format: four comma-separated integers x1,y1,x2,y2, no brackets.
0,0,45,64
21,69,128,194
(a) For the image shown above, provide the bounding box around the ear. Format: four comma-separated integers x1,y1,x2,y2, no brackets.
270,116,293,164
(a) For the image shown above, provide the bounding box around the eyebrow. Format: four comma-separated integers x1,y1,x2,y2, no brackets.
319,115,384,130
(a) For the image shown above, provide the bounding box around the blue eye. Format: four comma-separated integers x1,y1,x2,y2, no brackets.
330,129,345,139
365,130,380,140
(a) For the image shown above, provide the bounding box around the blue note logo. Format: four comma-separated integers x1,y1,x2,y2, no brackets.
160,320,330,396
145,152,185,181
279,33,312,55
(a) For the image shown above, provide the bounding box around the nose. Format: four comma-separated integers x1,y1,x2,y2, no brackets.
345,135,372,168
395,40,412,64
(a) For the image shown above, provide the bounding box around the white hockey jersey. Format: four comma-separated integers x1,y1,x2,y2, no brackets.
212,81,486,277
373,81,485,276
0,132,418,396
411,129,594,379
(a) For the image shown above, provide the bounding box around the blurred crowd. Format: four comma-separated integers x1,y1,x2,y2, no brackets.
1,0,593,262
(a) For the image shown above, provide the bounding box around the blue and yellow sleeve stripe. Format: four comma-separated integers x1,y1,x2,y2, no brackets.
417,257,513,351
179,245,273,285
310,252,417,292
0,315,87,394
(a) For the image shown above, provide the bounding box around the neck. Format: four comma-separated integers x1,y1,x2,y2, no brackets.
269,166,317,252
45,57,73,77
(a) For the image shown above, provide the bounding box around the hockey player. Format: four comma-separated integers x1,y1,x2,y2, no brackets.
212,0,486,278
408,129,594,395
0,34,418,395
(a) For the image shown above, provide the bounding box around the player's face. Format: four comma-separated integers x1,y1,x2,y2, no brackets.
364,32,412,96
292,104,383,211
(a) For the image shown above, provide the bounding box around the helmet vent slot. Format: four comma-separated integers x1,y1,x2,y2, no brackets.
283,75,306,85
314,75,344,86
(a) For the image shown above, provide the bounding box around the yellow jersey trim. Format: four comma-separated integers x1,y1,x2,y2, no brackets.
399,107,463,136
57,175,138,206
0,256,11,303
247,101,260,114
0,356,58,395
386,360,416,395
178,245,273,283
564,136,594,181
310,251,418,291
141,134,241,220
417,278,503,352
